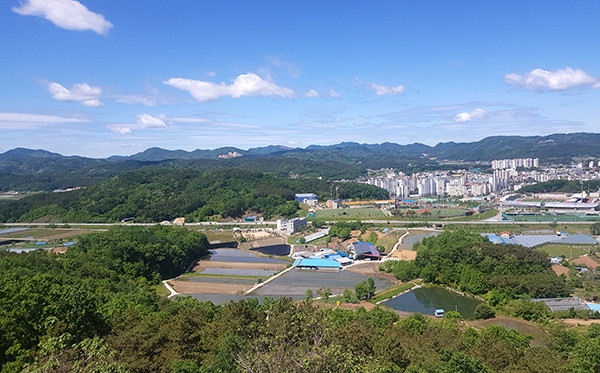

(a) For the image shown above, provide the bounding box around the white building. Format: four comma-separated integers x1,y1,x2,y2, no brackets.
276,217,307,234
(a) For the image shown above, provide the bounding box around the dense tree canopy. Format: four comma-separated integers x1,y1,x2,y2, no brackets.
0,169,388,223
380,230,570,298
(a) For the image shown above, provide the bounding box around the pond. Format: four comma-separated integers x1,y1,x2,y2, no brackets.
383,286,482,319
397,232,438,250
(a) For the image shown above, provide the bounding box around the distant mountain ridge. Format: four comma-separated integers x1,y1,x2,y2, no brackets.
2,133,600,163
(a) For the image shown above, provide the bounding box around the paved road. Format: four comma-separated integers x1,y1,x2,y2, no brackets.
2,218,596,227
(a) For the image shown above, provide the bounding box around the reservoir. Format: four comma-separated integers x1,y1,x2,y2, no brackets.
383,286,481,319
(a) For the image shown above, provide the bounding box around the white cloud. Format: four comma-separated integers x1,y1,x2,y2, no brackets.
108,126,132,135
0,112,88,129
504,67,599,92
329,89,340,98
13,0,112,35
355,77,404,95
136,113,167,128
163,73,295,102
305,89,319,98
48,82,103,106
107,113,171,135
454,108,486,123
369,82,404,95
206,71,216,77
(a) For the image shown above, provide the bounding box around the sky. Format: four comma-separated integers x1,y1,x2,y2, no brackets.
1,0,600,157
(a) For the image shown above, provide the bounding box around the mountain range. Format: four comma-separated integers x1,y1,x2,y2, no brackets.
1,132,599,191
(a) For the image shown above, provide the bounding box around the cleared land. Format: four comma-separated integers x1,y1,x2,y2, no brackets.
193,261,286,271
347,262,399,283
536,244,589,259
169,281,250,294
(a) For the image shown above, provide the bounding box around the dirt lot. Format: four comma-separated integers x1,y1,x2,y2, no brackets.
347,262,400,283
239,236,285,249
390,250,417,260
562,318,600,326
169,281,251,294
242,231,273,240
552,264,569,276
192,261,287,271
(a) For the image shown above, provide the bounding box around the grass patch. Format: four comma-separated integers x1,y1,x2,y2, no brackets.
378,230,406,252
153,284,171,297
451,208,499,222
316,208,386,219
536,244,589,259
202,231,236,242
313,295,345,304
371,282,416,303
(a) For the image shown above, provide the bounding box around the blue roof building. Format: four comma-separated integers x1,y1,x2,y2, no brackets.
293,258,341,269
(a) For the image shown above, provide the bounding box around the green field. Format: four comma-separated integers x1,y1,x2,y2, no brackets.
201,230,236,242
536,244,590,259
315,208,386,218
506,214,600,222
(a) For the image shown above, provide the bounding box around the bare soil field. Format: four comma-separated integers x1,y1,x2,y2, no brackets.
242,231,273,240
169,281,250,294
551,264,569,276
390,250,417,260
347,262,400,283
239,236,285,249
562,318,600,326
192,261,287,271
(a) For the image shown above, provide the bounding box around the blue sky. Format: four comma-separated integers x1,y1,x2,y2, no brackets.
1,0,600,157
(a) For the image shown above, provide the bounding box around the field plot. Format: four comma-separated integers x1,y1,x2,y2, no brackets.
536,244,589,259
169,248,289,296
254,268,394,297
315,208,385,219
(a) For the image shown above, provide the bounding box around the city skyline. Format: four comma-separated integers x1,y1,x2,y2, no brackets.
2,1,600,157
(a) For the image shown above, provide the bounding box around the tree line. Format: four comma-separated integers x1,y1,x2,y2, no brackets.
380,230,570,300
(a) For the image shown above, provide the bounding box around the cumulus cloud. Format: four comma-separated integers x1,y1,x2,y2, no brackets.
163,73,295,102
305,89,319,98
108,126,132,135
136,113,167,128
504,67,600,92
454,108,486,123
329,89,340,98
13,0,112,35
107,113,169,135
48,82,102,106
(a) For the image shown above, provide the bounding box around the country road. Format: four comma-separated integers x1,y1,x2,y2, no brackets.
1,219,595,227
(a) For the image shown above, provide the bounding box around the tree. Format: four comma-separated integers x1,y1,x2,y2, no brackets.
343,289,358,303
304,289,314,301
474,303,496,320
367,231,378,245
317,288,331,301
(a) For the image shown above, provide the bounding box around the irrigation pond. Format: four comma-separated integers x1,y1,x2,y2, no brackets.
382,286,482,319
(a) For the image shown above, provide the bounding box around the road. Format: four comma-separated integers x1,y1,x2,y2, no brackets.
1,219,595,227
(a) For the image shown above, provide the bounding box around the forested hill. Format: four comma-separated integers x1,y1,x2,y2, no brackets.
2,132,599,191
0,168,388,223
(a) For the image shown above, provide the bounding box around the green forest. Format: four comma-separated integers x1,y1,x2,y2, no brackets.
0,169,388,223
2,226,600,372
380,230,570,301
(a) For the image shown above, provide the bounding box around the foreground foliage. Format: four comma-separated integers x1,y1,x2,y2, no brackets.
1,226,599,372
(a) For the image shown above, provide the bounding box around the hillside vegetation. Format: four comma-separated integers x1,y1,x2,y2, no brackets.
1,226,600,372
0,168,388,223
